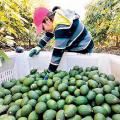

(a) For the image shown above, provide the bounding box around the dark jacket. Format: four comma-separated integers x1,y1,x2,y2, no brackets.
37,9,94,72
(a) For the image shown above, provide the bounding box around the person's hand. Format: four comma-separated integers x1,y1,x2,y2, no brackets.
43,70,51,80
44,73,49,80
29,46,41,57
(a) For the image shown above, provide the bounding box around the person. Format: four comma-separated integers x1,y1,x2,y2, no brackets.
29,6,94,80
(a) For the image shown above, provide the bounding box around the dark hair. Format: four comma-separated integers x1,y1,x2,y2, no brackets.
42,6,60,23
47,12,55,21
52,6,61,12
42,12,55,23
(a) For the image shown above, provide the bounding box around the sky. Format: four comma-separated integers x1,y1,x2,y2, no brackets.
48,0,92,20
30,0,92,20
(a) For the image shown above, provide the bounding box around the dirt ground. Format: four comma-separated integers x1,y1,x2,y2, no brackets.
94,46,120,56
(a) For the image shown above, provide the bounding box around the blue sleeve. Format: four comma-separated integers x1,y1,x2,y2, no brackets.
37,32,54,48
48,30,69,72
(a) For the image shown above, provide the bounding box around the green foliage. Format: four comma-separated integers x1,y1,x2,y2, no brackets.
0,0,36,47
0,49,10,61
84,0,120,47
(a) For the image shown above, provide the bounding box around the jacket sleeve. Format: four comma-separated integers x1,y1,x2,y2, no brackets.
48,29,70,72
37,32,54,48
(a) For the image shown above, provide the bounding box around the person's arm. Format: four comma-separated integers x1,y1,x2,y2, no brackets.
29,32,54,57
48,30,69,72
37,32,54,48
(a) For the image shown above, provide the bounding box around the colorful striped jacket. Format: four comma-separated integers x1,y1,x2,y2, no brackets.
37,9,94,72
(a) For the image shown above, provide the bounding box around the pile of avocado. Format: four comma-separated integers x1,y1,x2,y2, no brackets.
0,66,120,120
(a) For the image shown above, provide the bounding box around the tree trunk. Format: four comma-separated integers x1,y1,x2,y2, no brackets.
115,36,120,47
28,39,31,48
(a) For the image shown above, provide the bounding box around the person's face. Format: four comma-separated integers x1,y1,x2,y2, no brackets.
42,17,53,32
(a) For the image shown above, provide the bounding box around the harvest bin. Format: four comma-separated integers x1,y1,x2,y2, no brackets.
0,51,120,83
0,51,120,119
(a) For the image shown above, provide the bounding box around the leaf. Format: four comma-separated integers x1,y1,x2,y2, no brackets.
0,49,10,61
7,26,17,36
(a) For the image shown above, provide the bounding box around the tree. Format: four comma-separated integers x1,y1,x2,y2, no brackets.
0,0,51,49
84,0,120,47
0,0,35,47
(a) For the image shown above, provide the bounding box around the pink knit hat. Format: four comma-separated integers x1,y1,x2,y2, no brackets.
33,7,49,34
